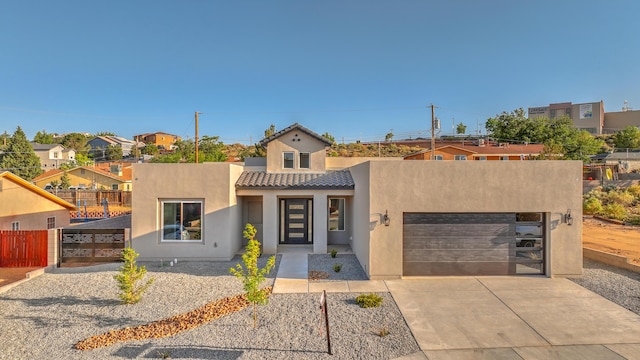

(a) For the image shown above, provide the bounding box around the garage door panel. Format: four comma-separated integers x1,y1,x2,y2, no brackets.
403,213,517,276
403,261,512,276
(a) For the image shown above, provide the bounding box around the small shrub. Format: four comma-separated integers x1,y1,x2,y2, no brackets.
606,191,635,207
114,247,154,305
356,293,383,308
627,184,640,198
602,203,628,221
627,215,640,225
333,264,342,272
583,197,603,215
378,327,390,337
330,248,338,258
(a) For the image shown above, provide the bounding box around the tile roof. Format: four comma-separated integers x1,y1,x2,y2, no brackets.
236,170,354,190
258,123,333,148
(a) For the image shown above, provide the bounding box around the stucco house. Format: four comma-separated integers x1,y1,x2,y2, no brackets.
132,123,582,279
0,171,75,230
33,165,133,191
31,142,76,170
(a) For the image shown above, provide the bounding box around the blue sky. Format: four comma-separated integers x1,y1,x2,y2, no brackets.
1,1,638,144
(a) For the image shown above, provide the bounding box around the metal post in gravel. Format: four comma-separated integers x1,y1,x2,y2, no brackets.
320,290,332,355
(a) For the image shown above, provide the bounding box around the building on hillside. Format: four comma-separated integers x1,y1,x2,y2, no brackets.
87,136,139,158
134,132,181,150
31,143,76,170
528,101,605,135
403,140,545,161
603,109,640,133
33,164,133,191
0,171,75,230
132,123,582,279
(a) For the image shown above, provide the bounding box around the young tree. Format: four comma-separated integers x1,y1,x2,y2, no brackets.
385,131,394,142
456,123,467,135
264,124,276,138
60,171,71,189
229,224,275,328
114,247,154,304
0,127,43,180
321,132,336,144
141,143,159,156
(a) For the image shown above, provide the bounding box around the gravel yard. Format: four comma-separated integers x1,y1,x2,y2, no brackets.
0,255,419,360
570,258,640,316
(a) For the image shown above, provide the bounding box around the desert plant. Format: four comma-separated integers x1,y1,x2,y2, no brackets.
229,223,276,328
602,203,628,221
355,293,383,308
583,197,603,215
377,327,390,337
330,248,338,258
333,264,342,272
114,247,154,304
605,190,635,207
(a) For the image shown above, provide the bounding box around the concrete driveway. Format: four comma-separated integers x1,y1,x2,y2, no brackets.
387,277,640,360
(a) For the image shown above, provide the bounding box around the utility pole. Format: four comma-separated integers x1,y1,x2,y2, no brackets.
195,112,201,163
430,104,436,160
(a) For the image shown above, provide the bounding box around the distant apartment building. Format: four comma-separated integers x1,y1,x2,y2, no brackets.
134,132,181,150
31,143,76,170
528,101,605,134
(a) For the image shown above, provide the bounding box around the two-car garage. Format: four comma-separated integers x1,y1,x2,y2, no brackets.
402,213,545,276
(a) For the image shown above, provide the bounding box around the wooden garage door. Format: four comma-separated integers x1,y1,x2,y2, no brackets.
403,213,516,276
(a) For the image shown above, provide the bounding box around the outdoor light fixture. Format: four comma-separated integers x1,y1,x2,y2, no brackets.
564,209,573,226
383,210,390,226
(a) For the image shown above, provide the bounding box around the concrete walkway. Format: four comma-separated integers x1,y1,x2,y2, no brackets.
272,247,388,293
273,253,640,359
388,277,640,360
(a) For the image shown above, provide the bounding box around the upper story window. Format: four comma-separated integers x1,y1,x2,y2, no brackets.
454,155,467,160
53,152,59,159
283,152,295,169
299,152,310,169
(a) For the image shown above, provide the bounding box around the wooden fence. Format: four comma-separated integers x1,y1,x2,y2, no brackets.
50,190,132,207
0,230,48,267
60,229,125,264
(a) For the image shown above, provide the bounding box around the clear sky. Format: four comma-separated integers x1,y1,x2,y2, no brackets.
1,1,638,145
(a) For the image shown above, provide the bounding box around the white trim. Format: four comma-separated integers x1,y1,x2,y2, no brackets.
159,200,203,243
283,151,295,169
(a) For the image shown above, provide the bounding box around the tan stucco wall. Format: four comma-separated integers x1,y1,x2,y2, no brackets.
326,156,403,170
604,110,640,133
131,163,243,261
353,160,583,279
0,179,71,230
265,131,327,173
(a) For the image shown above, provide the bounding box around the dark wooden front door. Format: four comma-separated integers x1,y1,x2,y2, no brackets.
281,199,313,244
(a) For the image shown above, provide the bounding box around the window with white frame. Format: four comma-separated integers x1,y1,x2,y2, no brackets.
47,217,56,229
328,198,345,231
11,221,19,231
454,155,467,160
112,184,119,190
283,152,294,169
161,200,202,241
299,152,310,169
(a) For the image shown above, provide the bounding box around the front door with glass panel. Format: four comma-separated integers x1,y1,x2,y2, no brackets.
280,198,313,244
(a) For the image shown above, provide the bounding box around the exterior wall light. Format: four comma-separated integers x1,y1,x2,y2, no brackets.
383,210,390,226
564,209,573,225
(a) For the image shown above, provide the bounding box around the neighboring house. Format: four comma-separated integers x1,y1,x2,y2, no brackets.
87,136,138,158
132,123,582,279
32,165,133,191
404,141,545,161
31,142,76,170
591,151,640,172
134,132,181,150
0,171,75,230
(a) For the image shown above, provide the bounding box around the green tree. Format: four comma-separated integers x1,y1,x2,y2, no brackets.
114,247,154,304
60,171,71,189
613,126,640,149
33,130,55,144
0,131,9,151
105,144,123,160
385,131,394,142
61,133,90,154
264,124,276,138
95,131,117,137
141,143,159,156
456,123,467,135
229,224,275,328
321,132,336,144
199,135,228,162
0,127,42,180
563,130,606,161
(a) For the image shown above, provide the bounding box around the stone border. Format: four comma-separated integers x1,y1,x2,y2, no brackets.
583,248,640,273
